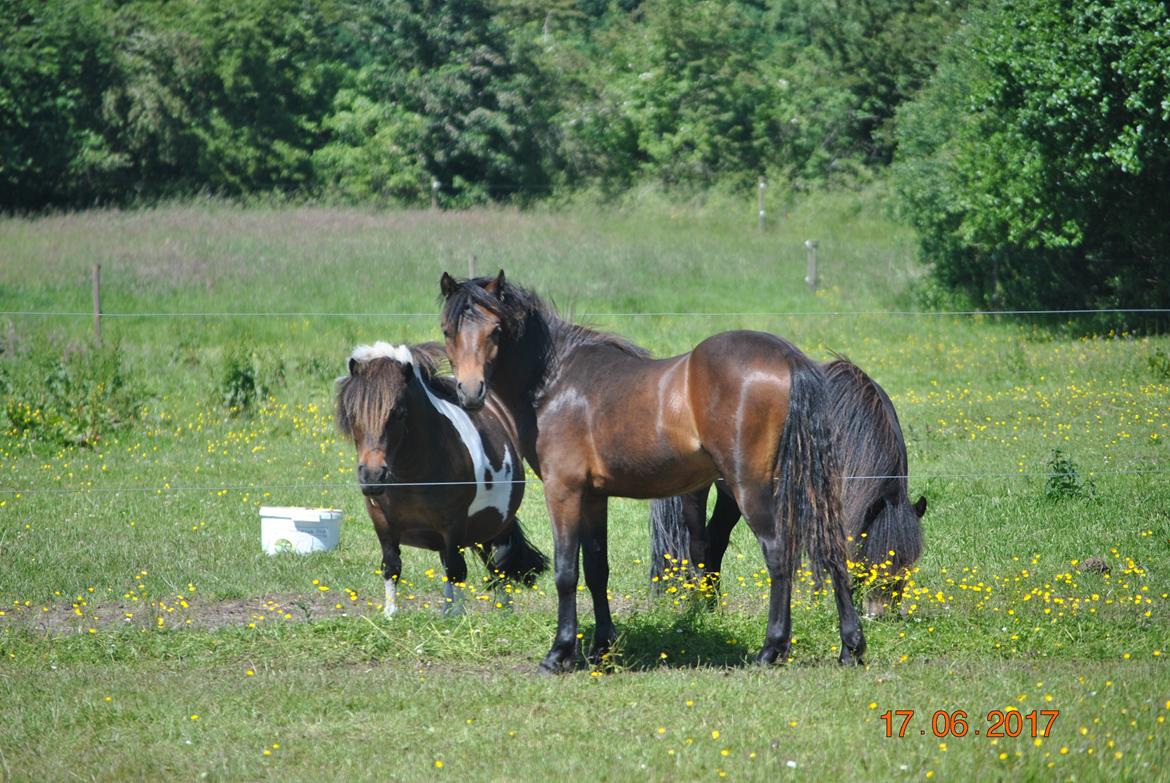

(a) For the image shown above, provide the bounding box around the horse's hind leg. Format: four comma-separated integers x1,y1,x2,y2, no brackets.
580,498,614,665
701,482,742,604
732,486,796,665
679,485,710,580
828,553,866,665
476,537,513,610
440,545,469,616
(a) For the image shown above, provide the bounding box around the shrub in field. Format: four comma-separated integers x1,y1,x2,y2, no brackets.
2,339,141,446
220,345,284,416
1149,348,1170,382
1045,449,1095,501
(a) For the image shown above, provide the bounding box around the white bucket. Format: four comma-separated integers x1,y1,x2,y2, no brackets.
259,506,343,555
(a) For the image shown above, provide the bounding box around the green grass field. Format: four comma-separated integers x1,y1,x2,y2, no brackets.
1,189,1167,781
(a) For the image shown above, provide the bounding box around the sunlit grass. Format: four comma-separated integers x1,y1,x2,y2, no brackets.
1,194,1167,780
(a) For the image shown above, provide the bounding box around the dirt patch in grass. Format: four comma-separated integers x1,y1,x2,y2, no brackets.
0,590,388,635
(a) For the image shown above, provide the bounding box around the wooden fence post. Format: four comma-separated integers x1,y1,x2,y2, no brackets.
757,177,766,232
468,254,477,279
92,264,102,344
431,179,440,210
804,240,818,293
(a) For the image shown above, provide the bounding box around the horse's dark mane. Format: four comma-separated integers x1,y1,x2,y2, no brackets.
823,354,920,573
335,342,449,437
442,276,650,403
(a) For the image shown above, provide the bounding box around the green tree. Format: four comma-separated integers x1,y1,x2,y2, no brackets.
766,0,967,168
367,0,559,203
895,0,1170,319
0,1,123,206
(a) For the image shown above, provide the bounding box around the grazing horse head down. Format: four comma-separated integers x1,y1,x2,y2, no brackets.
335,341,445,495
648,355,927,619
823,356,927,617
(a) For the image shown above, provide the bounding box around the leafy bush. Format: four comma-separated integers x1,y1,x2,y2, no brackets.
2,339,142,446
895,0,1170,323
1149,349,1170,382
1,0,967,207
1045,449,1095,501
220,344,284,415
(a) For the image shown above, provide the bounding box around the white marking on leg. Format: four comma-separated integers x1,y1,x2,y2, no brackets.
383,578,398,618
414,365,513,518
442,579,465,616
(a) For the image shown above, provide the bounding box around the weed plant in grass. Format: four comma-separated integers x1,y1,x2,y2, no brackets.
1,189,1167,780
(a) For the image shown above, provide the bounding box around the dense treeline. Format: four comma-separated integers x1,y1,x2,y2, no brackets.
893,0,1170,315
0,0,964,206
2,0,1166,315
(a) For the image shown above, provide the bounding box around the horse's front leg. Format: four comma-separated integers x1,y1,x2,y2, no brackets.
439,544,469,616
580,496,614,665
827,551,866,665
539,484,586,674
365,498,402,618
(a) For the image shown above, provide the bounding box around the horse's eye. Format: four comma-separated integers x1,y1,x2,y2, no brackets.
490,325,502,340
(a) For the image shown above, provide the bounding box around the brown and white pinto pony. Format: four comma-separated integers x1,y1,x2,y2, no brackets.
440,271,865,672
336,341,547,616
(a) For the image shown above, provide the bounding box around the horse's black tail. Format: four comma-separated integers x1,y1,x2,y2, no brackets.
493,517,549,587
774,359,847,582
649,496,692,589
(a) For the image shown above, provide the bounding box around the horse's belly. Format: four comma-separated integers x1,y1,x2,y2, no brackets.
589,449,718,499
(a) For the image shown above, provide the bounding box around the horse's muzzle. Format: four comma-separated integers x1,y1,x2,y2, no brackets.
357,464,390,495
456,380,486,411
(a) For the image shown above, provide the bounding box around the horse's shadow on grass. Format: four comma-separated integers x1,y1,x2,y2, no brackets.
591,605,756,671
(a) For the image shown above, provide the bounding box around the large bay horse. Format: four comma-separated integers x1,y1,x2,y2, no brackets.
650,357,926,618
336,341,547,616
440,271,864,672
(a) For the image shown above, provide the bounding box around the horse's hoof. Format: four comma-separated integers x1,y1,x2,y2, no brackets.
537,656,575,675
586,645,614,667
755,646,787,666
838,650,865,666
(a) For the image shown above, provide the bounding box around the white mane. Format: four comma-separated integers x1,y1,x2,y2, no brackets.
349,342,413,365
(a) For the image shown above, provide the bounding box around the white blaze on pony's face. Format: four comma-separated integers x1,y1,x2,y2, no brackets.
440,270,505,411
339,343,414,496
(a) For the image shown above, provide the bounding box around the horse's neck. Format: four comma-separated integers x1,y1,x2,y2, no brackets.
492,315,555,475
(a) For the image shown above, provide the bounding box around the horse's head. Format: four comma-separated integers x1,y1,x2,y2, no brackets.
335,343,417,495
861,494,927,619
440,269,509,411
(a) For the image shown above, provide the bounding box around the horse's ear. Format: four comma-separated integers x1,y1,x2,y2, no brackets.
440,271,457,298
483,268,506,297
348,357,358,376
914,495,927,518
